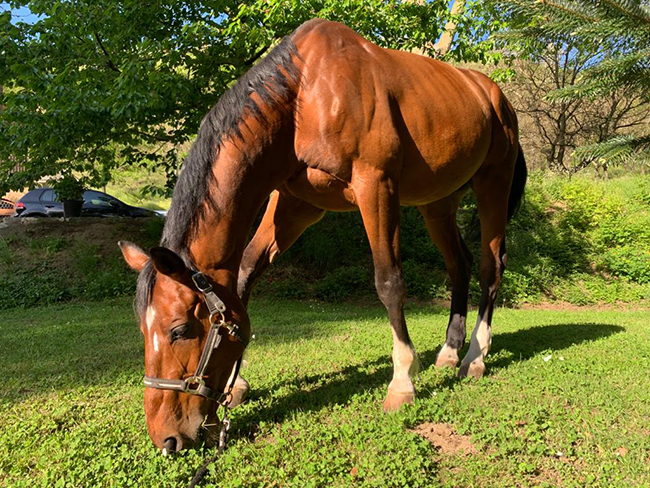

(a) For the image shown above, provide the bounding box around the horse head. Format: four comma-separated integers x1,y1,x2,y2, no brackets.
118,241,249,453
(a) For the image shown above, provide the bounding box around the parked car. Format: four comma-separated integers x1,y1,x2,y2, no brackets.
0,198,15,217
13,188,160,218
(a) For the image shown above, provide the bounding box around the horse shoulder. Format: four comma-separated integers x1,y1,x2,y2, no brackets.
294,24,398,180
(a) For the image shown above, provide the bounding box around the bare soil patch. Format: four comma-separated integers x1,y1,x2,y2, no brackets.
410,422,478,456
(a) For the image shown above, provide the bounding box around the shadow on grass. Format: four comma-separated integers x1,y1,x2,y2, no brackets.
488,322,625,371
232,321,624,437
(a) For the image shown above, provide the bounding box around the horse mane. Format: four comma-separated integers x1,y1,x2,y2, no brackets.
135,33,301,318
161,34,301,253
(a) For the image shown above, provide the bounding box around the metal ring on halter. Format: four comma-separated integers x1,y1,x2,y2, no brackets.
209,311,224,325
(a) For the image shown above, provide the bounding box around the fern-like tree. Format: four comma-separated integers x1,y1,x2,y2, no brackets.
497,0,650,171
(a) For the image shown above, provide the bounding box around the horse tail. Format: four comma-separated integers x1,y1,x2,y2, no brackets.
507,143,527,222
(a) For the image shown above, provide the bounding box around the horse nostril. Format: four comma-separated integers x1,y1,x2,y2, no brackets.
162,437,177,456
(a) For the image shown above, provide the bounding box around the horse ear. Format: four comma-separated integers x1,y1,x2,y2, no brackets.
118,241,150,272
149,247,189,282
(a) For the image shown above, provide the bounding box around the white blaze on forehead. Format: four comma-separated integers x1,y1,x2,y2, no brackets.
153,332,159,352
145,306,156,331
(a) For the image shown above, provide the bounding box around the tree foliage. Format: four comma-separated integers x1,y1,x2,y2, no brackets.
504,48,650,173
0,0,495,194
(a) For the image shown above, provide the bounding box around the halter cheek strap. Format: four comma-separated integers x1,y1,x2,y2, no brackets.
143,271,248,406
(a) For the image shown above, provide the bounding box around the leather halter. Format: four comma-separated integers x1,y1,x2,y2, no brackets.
143,271,249,406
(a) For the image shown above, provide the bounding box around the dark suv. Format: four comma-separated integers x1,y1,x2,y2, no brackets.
14,188,159,218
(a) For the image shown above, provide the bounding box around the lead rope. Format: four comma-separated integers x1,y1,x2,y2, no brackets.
188,406,230,488
187,357,242,488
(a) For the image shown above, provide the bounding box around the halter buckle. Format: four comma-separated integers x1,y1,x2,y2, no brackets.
221,321,240,337
183,376,205,394
193,272,227,314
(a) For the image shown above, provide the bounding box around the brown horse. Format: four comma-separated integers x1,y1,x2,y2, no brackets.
120,19,527,453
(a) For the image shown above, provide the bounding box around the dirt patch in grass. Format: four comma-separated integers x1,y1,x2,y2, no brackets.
410,422,478,456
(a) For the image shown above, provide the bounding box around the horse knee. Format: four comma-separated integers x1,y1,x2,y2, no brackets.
236,266,252,300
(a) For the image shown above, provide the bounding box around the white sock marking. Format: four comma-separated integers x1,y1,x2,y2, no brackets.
437,343,459,362
462,314,491,367
388,329,416,394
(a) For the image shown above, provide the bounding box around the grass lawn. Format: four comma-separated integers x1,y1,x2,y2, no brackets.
1,299,649,487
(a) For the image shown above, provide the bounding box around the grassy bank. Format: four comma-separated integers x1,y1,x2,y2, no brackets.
0,217,163,309
1,299,649,486
1,173,649,310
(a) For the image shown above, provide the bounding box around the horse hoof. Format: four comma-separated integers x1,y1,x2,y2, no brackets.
458,361,485,380
383,391,415,412
435,354,459,369
435,345,459,369
228,377,250,408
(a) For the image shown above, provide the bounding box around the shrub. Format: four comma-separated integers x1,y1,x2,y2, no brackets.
401,259,449,300
0,265,72,309
0,218,161,310
600,247,650,284
2,175,650,309
314,266,372,302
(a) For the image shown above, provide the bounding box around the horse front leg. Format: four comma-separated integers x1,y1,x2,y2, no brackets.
232,190,325,407
355,175,418,412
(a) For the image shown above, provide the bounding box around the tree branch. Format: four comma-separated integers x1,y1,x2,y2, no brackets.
244,44,270,67
93,31,121,73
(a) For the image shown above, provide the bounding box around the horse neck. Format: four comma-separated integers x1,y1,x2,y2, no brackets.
188,116,297,292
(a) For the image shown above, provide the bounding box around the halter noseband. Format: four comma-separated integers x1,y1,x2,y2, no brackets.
143,271,249,406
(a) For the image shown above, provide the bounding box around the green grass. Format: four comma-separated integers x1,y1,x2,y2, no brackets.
1,299,649,487
106,163,171,211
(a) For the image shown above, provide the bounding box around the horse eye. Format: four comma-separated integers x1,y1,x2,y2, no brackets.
170,324,189,343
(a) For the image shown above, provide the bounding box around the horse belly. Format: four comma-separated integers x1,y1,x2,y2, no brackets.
284,166,357,211
397,110,492,206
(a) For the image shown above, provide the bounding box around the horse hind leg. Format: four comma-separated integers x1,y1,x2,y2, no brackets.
237,189,325,307
458,154,515,379
355,174,418,412
418,192,473,369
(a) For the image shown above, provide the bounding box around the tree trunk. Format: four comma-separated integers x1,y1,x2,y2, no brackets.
434,0,466,57
405,0,466,57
